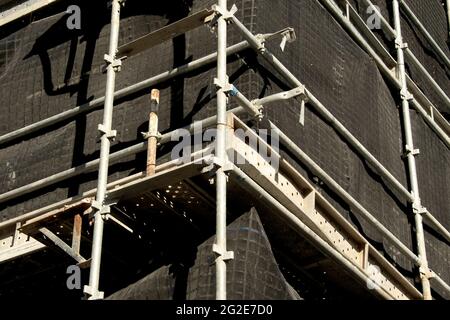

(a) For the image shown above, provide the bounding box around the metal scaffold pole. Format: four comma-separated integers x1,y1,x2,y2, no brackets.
84,0,123,300
392,0,432,301
447,0,450,37
214,0,233,300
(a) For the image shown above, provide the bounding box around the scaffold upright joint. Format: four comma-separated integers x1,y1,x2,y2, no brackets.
98,124,117,141
213,243,234,262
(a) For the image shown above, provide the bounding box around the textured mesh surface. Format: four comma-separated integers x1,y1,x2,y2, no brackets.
0,0,448,296
106,209,299,300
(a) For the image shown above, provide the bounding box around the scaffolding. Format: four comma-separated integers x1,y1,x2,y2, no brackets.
0,0,450,300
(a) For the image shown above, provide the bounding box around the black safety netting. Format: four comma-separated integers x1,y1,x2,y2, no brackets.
0,0,448,296
106,208,301,300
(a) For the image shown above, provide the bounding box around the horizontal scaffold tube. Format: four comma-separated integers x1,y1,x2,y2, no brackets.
360,0,450,118
0,107,247,204
0,41,250,147
316,0,450,246
229,8,450,262
269,122,421,266
232,0,450,243
399,0,450,72
231,165,394,300
319,0,450,149
231,14,415,202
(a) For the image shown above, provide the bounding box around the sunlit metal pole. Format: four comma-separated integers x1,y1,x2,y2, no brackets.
393,0,432,300
214,0,232,300
84,0,123,300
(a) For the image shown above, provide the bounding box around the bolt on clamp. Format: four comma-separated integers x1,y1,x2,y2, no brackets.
394,38,408,50
98,124,117,141
211,3,238,21
419,267,434,280
400,89,414,101
412,204,427,216
141,131,162,141
90,200,111,220
213,244,234,262
213,77,231,92
83,285,104,300
212,157,234,173
403,144,420,158
103,54,125,72
206,4,238,34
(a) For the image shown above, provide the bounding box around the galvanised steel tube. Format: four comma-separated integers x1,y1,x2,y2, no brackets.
305,88,413,201
404,48,450,111
365,0,450,113
86,0,122,300
231,166,395,300
214,0,229,301
319,0,450,150
230,17,415,202
231,86,262,118
303,0,450,241
424,211,450,243
231,9,449,292
393,0,432,300
0,142,147,204
432,273,450,296
270,121,421,266
399,0,450,72
0,173,144,230
0,106,247,205
0,41,250,147
360,0,396,39
362,0,450,140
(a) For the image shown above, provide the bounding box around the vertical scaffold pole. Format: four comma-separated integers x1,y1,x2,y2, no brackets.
84,0,123,300
446,0,450,37
392,0,432,300
214,0,232,300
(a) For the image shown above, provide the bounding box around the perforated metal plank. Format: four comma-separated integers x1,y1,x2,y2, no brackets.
106,157,212,203
20,198,92,235
0,224,45,263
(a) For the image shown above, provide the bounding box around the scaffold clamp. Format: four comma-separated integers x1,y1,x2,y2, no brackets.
413,204,427,216
224,84,239,97
403,144,420,158
104,54,123,72
98,124,117,141
84,285,104,300
90,200,111,219
400,89,414,101
212,157,234,173
394,38,408,50
280,28,296,52
211,3,238,21
213,244,234,262
214,77,231,92
419,267,434,280
141,131,161,141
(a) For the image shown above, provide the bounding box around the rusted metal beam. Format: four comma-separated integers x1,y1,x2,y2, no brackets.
145,89,160,176
71,214,82,255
